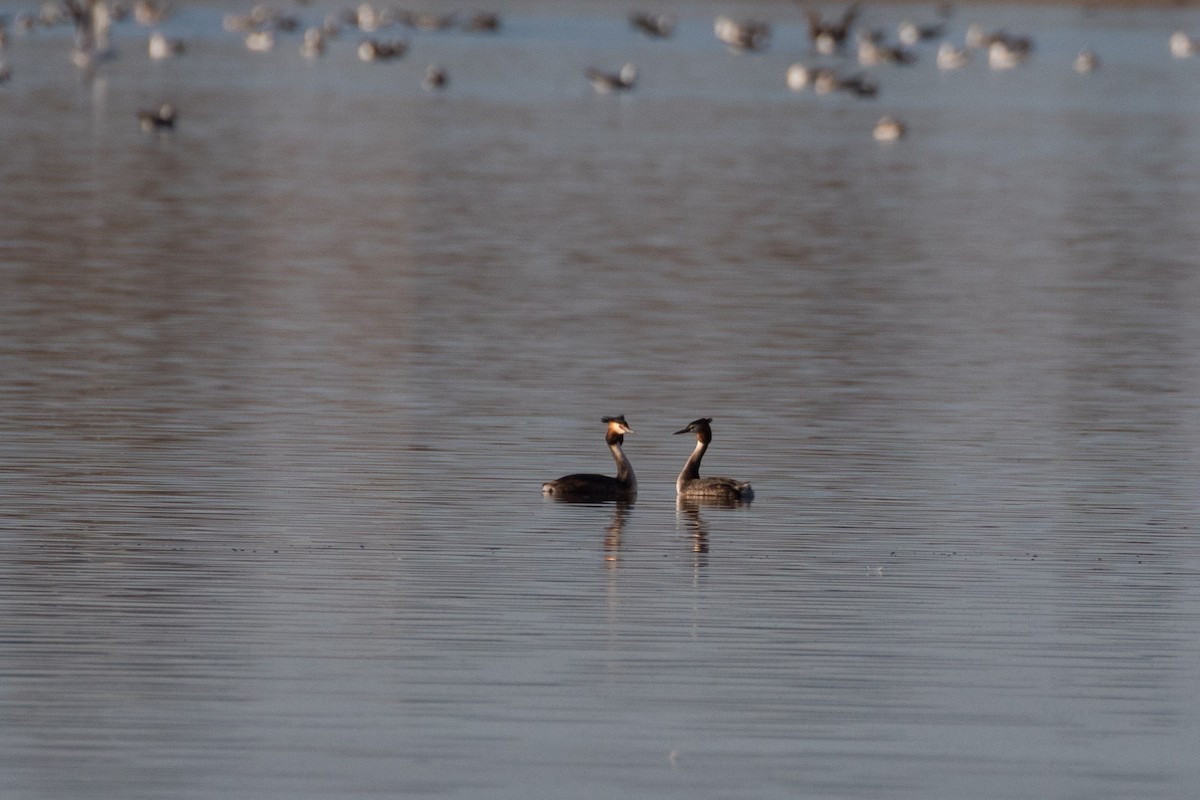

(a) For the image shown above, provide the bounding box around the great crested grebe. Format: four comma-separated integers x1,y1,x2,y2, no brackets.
542,416,636,501
673,418,754,502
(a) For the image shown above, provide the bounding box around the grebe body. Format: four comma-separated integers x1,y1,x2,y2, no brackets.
674,418,753,502
543,416,637,501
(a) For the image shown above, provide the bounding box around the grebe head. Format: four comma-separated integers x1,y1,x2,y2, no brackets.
673,417,713,440
602,415,634,443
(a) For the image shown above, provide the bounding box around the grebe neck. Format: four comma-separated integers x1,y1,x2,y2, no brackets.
608,433,636,488
677,438,708,490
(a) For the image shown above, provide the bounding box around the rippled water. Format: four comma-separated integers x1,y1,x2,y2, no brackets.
3,1,1200,797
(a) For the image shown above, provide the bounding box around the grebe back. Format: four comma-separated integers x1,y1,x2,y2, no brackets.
674,417,754,501
542,416,637,501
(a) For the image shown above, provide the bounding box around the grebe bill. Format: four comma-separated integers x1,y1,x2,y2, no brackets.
542,416,637,500
673,417,754,501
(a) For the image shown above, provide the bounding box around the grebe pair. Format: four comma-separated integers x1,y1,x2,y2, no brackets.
541,416,754,503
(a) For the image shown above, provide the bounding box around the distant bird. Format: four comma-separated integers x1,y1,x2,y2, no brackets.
1073,49,1099,73
714,15,770,53
300,26,325,59
630,11,675,39
857,30,917,67
897,19,945,47
461,11,500,32
673,418,754,502
966,24,1033,57
148,30,185,59
405,11,458,32
137,103,176,131
585,62,637,93
423,63,448,90
786,63,826,91
987,38,1031,70
787,64,876,97
357,38,407,61
804,4,858,55
873,115,906,141
133,0,169,27
936,41,969,70
1169,31,1198,59
244,30,274,53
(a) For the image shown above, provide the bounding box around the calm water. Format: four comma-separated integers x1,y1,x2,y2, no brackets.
3,1,1200,797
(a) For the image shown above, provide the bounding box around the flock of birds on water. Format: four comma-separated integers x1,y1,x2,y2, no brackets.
3,0,1200,139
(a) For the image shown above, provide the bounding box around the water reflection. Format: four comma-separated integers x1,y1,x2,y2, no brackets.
542,496,633,566
604,500,630,566
675,496,752,557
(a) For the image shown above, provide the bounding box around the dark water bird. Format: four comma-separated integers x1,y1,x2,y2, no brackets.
803,3,859,55
137,103,176,131
357,38,407,61
897,19,946,47
965,24,1034,69
542,416,637,501
674,418,754,502
630,11,674,39
786,63,876,97
423,63,447,90
398,10,458,32
148,30,185,59
585,62,636,93
857,30,917,67
461,12,500,32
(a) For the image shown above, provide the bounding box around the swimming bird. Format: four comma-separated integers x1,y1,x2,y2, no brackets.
897,19,945,47
873,114,906,141
148,30,185,59
1073,49,1099,73
714,16,770,53
673,418,754,502
300,26,326,59
987,37,1031,70
857,30,917,67
542,416,637,501
936,41,969,70
423,63,448,91
787,64,876,97
585,62,636,93
133,0,170,27
630,11,674,39
1169,31,1197,59
244,29,274,53
461,12,500,32
357,38,407,62
137,103,176,131
804,5,858,55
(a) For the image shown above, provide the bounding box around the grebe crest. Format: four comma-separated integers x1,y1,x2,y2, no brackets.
542,416,637,501
673,417,754,502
